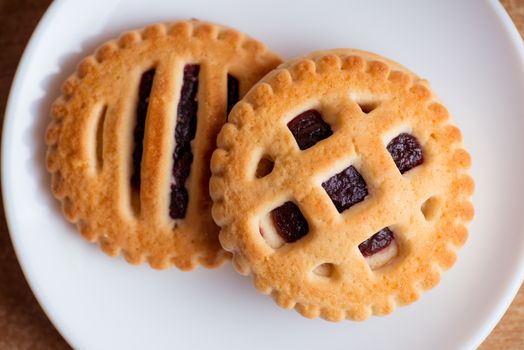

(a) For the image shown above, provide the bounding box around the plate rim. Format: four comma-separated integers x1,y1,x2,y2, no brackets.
1,0,79,347
462,1,524,348
1,0,523,349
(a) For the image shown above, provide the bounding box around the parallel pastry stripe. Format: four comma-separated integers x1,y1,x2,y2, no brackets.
139,59,179,224
45,21,282,269
100,67,139,223
210,49,474,320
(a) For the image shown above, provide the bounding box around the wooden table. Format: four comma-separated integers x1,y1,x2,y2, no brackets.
0,1,522,349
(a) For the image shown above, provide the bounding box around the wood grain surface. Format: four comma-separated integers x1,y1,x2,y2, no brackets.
0,1,522,349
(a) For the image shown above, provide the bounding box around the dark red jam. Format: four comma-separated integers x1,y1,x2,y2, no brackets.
169,64,199,219
270,201,309,243
287,110,333,150
386,133,424,174
131,69,155,190
358,228,395,257
322,165,368,213
226,74,239,117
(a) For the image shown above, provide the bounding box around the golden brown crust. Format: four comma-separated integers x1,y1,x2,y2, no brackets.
45,20,282,270
210,49,474,320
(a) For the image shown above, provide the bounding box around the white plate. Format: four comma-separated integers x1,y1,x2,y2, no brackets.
3,0,524,349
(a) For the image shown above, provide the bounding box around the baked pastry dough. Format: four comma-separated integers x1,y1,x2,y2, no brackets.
45,20,282,270
210,49,474,320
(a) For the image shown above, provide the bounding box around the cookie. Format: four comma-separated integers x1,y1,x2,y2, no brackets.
210,49,474,320
45,20,282,270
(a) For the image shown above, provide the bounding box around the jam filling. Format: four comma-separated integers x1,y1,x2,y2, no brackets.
169,64,200,219
270,201,309,243
386,133,424,174
227,74,239,116
358,227,395,257
287,109,333,150
131,69,155,190
322,165,368,213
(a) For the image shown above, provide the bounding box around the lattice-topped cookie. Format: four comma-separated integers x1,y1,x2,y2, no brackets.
45,20,282,270
210,49,474,320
